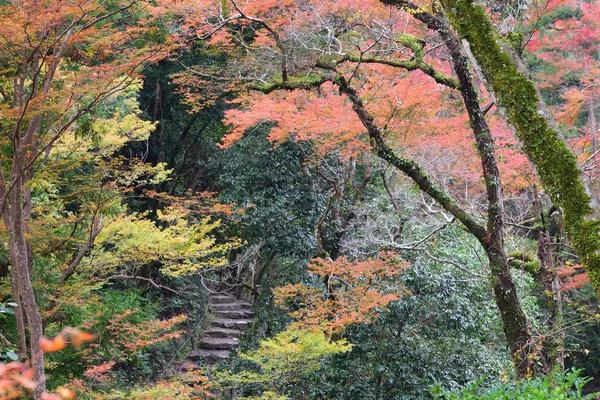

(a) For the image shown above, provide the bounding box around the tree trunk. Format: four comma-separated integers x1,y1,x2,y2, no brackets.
437,0,600,297
532,187,564,373
331,71,532,376
438,18,533,376
485,247,533,375
11,272,28,360
4,177,46,397
152,60,166,165
590,84,597,155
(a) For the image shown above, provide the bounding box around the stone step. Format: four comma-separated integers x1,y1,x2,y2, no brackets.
213,309,255,319
189,349,231,360
212,318,252,329
205,327,242,338
188,292,253,365
200,337,239,350
210,302,252,311
209,295,238,304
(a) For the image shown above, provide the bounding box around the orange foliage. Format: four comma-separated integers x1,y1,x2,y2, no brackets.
40,387,76,400
558,264,591,291
40,327,95,353
83,361,116,383
0,0,182,122
0,328,91,399
105,311,187,354
80,310,187,383
0,363,36,399
275,252,408,334
184,0,535,195
223,83,369,160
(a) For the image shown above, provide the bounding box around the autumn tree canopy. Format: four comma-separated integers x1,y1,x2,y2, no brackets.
1,0,600,398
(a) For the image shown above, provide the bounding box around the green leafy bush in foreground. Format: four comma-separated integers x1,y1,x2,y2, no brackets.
432,368,598,399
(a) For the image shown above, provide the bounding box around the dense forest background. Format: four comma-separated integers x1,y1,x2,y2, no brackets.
1,0,600,398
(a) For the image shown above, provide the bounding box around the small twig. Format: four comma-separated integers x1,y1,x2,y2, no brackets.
108,275,194,296
424,249,486,278
482,101,495,115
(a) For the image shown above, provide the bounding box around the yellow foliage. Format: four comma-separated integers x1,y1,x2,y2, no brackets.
216,328,351,396
53,78,156,157
83,208,238,277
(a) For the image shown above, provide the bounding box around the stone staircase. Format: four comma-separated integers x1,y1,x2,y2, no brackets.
189,292,254,363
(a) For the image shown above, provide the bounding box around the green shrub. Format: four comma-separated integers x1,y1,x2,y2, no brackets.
432,368,597,399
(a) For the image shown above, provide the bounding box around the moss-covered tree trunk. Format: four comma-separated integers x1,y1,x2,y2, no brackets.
439,19,534,377
376,1,534,374
437,0,600,297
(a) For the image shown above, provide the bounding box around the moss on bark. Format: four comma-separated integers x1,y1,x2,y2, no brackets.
441,0,600,296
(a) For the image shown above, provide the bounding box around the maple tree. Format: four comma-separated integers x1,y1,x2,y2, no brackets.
74,310,187,394
0,0,193,395
274,252,407,334
82,206,235,278
174,0,543,376
0,0,599,396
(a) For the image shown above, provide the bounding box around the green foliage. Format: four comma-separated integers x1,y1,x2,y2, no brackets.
561,284,600,384
532,6,583,34
505,31,524,56
243,392,289,400
0,302,19,363
209,127,325,344
215,328,352,397
102,369,211,399
304,223,514,400
211,127,319,260
432,368,597,399
68,78,156,155
130,56,230,195
0,301,17,316
44,288,163,388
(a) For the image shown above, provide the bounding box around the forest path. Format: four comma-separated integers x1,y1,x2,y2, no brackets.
189,292,254,363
